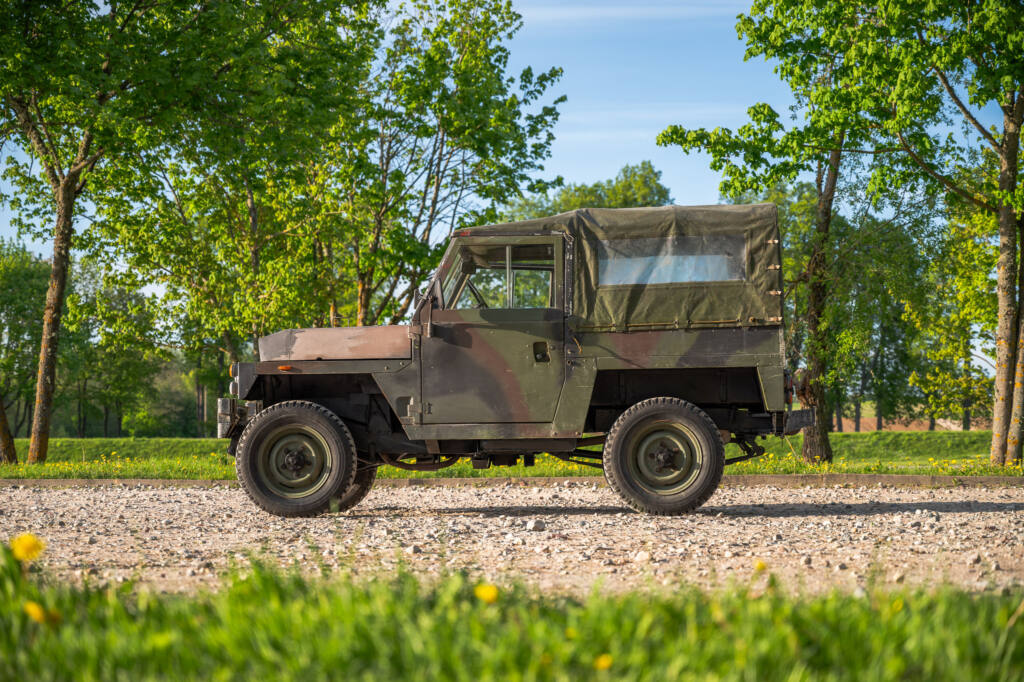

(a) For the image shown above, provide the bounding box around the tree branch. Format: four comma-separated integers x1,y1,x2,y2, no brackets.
931,64,1001,154
895,129,996,214
5,96,62,190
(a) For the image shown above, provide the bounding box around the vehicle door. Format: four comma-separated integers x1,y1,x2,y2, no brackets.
420,236,565,424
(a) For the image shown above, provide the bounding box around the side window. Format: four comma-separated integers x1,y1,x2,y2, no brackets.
511,244,554,308
597,234,746,286
452,245,506,309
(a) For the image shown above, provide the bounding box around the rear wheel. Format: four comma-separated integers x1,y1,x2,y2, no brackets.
236,401,356,517
603,397,724,515
333,456,378,512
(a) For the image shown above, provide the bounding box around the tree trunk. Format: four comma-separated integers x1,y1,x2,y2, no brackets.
962,403,971,432
76,379,87,438
14,399,27,438
245,181,264,359
853,399,861,432
357,278,371,327
876,413,883,431
103,404,110,438
928,415,936,431
0,400,17,464
1006,215,1024,461
28,181,77,464
991,110,1021,465
801,141,843,464
195,354,204,438
834,401,843,432
217,350,227,400
802,255,834,463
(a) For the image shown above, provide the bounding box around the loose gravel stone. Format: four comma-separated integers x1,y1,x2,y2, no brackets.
1,483,1023,595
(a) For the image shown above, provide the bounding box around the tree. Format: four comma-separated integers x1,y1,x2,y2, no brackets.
907,203,998,430
0,0,376,462
827,0,1023,463
0,240,48,462
736,182,933,436
657,3,880,461
88,0,563,359
319,0,564,327
718,1,1021,460
61,259,166,438
505,161,673,220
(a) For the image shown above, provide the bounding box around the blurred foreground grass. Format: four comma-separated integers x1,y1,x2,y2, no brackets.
3,535,1023,681
1,431,1021,479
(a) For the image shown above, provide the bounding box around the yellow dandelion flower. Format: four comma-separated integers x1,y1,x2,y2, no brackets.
754,559,767,572
474,583,499,604
565,626,577,639
23,601,46,624
594,654,613,671
11,533,45,562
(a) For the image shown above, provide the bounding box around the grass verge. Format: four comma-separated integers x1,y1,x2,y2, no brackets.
1,431,1021,480
3,538,1023,681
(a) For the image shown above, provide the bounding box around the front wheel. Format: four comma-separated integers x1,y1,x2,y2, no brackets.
603,397,724,515
235,401,357,517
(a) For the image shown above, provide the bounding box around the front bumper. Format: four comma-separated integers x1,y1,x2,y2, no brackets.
216,398,260,441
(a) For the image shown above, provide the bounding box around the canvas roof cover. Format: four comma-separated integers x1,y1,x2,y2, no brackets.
461,204,782,331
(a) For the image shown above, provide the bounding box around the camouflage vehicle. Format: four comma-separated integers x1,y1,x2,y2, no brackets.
218,204,812,517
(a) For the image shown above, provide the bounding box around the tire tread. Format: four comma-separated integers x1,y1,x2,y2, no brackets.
603,397,724,515
235,400,358,518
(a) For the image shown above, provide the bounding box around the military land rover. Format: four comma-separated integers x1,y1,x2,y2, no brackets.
218,204,812,517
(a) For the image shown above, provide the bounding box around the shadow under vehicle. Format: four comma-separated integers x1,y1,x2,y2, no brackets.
219,204,812,517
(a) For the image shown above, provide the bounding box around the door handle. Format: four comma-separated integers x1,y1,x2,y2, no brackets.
532,341,550,362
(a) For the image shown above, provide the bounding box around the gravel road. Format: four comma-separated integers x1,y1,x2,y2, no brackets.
3,482,1023,595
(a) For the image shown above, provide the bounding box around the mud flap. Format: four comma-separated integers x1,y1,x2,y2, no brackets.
782,409,814,435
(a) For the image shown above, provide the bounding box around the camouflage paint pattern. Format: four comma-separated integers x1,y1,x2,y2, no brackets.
235,204,796,441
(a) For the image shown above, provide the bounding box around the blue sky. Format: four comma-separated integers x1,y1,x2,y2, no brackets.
1,0,791,250
508,0,792,202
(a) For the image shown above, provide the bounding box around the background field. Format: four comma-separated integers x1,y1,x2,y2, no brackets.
2,431,1020,480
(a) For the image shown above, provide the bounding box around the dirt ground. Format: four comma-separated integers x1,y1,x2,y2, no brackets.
3,482,1022,595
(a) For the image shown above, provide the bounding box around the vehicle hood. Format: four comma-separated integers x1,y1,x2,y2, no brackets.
258,325,411,362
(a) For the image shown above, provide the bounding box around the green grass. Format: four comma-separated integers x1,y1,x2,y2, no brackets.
1,431,1020,480
3,541,1023,681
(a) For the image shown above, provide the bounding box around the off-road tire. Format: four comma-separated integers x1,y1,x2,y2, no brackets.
333,457,378,512
603,397,724,515
236,401,357,517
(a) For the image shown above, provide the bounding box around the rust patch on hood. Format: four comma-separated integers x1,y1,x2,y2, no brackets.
259,326,411,361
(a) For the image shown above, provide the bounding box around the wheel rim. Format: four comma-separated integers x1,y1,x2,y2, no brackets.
255,425,333,499
626,420,703,495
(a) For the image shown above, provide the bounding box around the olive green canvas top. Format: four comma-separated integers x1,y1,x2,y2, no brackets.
460,203,782,331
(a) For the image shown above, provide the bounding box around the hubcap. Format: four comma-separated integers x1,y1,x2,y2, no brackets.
628,422,703,495
256,426,333,499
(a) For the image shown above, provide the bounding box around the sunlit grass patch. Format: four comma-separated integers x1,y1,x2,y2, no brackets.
2,535,1022,680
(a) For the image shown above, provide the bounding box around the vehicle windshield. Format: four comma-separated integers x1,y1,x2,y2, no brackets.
437,240,555,310
440,249,463,307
